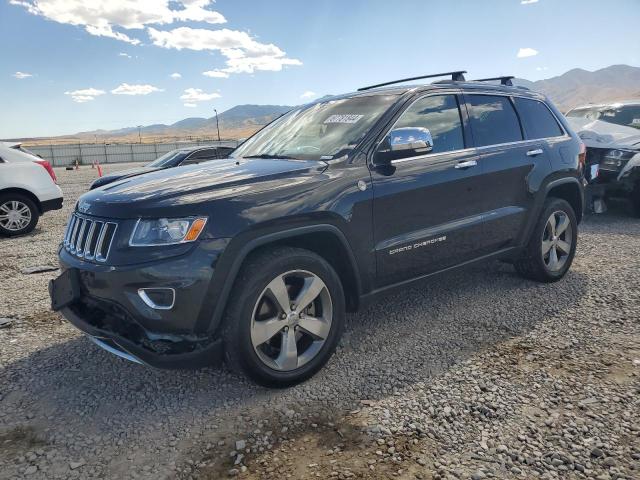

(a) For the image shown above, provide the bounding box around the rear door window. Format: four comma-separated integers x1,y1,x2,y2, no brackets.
514,97,563,139
466,95,523,147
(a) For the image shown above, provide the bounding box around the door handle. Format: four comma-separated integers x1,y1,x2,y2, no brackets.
526,148,544,157
455,160,478,169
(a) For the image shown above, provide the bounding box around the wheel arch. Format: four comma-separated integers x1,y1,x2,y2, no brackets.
545,178,584,223
200,224,363,334
0,187,43,213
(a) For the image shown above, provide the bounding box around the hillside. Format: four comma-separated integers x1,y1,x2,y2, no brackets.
17,64,640,145
71,104,293,143
515,64,640,111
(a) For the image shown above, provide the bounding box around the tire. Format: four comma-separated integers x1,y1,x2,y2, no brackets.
222,246,345,388
515,197,578,283
0,193,39,237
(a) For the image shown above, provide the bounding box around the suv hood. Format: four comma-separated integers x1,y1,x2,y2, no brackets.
77,157,328,218
567,117,640,150
91,166,160,189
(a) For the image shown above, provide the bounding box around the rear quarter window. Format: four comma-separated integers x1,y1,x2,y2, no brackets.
466,95,523,147
514,97,563,139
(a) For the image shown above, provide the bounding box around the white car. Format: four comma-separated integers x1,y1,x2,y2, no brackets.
0,143,63,236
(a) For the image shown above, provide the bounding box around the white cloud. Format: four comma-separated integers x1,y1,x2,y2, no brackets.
180,88,221,103
13,71,33,79
521,0,539,4
202,70,229,78
118,52,131,58
300,91,316,99
148,27,302,75
10,0,226,45
65,87,106,103
111,83,163,95
170,72,182,79
184,103,197,107
536,66,549,71
517,47,539,58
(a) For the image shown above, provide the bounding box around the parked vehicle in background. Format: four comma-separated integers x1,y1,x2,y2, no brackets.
50,71,584,387
0,141,43,158
89,145,236,189
0,143,63,236
566,100,640,215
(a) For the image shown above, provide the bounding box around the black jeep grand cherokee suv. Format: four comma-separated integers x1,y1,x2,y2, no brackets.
50,71,585,387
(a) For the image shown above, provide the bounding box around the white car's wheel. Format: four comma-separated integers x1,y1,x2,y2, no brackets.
0,193,39,237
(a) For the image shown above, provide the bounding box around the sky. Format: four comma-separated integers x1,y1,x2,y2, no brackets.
1,0,639,138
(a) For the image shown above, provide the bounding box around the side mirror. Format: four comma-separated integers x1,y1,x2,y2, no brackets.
389,127,433,153
374,127,433,166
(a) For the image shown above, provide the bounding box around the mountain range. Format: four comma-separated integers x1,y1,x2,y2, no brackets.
21,64,640,144
514,64,640,110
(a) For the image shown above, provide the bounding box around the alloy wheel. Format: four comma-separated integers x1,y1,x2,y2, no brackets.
541,210,573,272
250,270,333,371
0,201,32,232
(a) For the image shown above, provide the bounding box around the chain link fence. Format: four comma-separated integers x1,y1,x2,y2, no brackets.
25,139,240,167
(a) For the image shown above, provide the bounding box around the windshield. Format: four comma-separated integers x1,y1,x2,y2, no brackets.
231,94,399,160
147,149,188,167
567,105,640,129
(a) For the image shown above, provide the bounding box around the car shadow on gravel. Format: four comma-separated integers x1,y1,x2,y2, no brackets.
0,258,589,444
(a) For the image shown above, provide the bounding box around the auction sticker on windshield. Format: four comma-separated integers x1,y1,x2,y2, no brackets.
324,114,364,124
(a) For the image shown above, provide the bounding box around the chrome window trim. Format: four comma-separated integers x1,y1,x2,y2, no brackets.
391,147,476,165
475,138,548,152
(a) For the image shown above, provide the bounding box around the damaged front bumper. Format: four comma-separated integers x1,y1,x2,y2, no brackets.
56,294,223,368
50,245,225,369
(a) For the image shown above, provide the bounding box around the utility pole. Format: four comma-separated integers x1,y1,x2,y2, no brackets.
214,109,221,143
137,125,142,144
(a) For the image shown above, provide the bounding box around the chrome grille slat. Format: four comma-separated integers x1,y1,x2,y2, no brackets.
63,215,76,247
63,213,117,263
83,221,97,258
74,218,87,253
69,216,82,252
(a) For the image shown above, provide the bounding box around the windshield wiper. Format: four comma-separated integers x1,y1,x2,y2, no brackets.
243,154,296,159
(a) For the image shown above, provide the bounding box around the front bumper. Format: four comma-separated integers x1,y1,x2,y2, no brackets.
56,296,223,368
51,240,228,369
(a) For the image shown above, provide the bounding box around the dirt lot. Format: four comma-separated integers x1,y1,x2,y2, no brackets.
0,164,639,480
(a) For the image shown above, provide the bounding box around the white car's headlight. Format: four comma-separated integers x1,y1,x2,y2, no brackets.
129,217,208,246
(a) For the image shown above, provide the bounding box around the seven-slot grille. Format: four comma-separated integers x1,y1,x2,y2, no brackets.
63,213,118,263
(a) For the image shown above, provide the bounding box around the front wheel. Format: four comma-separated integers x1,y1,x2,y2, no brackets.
515,197,578,283
222,246,345,387
0,193,39,237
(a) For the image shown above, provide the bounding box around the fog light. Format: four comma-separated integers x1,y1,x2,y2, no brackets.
138,288,175,310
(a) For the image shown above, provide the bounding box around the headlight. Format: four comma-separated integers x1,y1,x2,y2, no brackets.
602,149,636,168
130,217,208,246
604,149,637,163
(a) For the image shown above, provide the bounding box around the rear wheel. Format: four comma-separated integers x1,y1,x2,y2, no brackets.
0,193,39,237
222,246,345,387
515,197,577,282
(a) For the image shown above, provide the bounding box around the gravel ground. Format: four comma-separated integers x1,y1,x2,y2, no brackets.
0,164,638,480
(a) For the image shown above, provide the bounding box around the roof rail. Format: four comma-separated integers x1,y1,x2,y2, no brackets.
473,76,515,86
358,71,467,91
